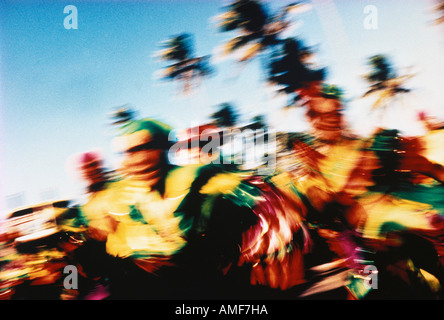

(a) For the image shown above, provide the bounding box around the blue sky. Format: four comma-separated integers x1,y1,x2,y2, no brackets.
1,0,443,214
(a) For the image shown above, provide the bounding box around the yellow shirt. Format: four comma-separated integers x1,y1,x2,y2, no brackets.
81,165,201,258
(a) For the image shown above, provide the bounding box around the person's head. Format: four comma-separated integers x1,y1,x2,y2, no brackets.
305,96,344,143
113,118,173,186
296,81,323,99
76,151,107,192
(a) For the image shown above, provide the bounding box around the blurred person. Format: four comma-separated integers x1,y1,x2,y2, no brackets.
287,81,444,299
68,116,314,299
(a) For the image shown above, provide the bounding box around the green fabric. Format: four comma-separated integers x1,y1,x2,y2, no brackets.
57,207,88,232
223,181,261,209
321,84,344,101
389,182,444,216
119,118,174,150
128,205,148,224
367,129,410,189
347,274,373,300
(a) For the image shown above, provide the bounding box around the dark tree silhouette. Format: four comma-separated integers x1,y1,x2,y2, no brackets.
246,114,267,131
268,37,326,105
110,104,137,127
362,55,413,111
211,103,239,128
157,33,213,94
216,0,312,62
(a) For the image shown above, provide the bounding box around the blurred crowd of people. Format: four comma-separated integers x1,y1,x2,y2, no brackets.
1,80,444,300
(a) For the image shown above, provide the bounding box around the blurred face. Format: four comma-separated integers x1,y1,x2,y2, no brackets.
116,129,164,183
76,152,106,188
81,160,105,185
296,81,323,98
306,97,343,143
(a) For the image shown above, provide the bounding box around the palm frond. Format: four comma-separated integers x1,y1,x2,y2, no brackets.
158,33,193,62
230,0,268,34
362,54,414,110
216,11,240,32
223,34,258,55
217,0,312,65
216,0,277,63
162,56,213,81
268,38,326,95
238,41,263,62
156,33,214,93
434,0,444,24
370,90,392,111
365,55,395,84
284,2,312,15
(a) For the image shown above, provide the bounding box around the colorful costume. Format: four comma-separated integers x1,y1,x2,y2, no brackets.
3,109,442,300
65,118,319,299
287,124,444,299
